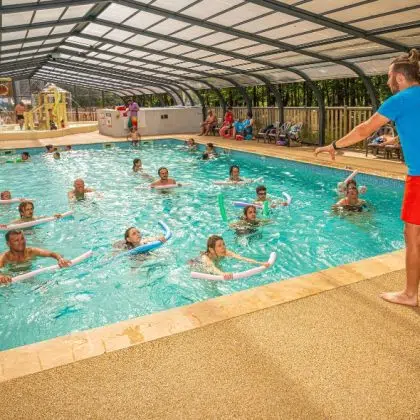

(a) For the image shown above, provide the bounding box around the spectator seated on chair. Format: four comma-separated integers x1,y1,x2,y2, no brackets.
219,106,234,137
199,110,217,136
232,111,254,140
368,136,386,146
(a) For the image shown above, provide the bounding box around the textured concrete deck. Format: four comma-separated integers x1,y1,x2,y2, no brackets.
0,269,418,420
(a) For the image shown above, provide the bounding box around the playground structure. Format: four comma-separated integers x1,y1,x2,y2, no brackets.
24,83,70,130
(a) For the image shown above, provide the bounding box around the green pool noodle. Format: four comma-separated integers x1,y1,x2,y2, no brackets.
263,200,270,217
218,193,228,222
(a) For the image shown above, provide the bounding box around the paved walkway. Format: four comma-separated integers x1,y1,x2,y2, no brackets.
0,269,418,419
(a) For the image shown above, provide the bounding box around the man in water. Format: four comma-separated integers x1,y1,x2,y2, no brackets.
68,178,94,200
1,191,12,200
0,230,71,284
315,48,420,307
150,167,177,187
9,201,63,224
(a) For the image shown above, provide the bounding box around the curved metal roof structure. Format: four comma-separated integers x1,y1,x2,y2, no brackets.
1,0,419,142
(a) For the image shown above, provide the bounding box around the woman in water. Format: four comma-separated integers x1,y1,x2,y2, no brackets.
228,165,243,182
186,138,197,151
114,227,166,250
333,182,366,212
191,235,269,280
230,205,271,233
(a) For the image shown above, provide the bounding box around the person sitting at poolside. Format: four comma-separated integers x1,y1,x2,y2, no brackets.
186,138,197,151
198,110,217,136
219,106,234,137
150,167,177,187
255,185,288,207
333,182,366,212
231,111,254,140
7,201,63,225
68,178,94,201
190,234,269,280
21,152,30,161
45,144,55,153
53,151,61,160
113,227,166,251
0,230,71,284
228,165,243,182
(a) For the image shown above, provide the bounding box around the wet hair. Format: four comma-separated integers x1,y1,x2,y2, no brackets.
53,151,61,159
65,145,72,150
133,158,141,169
206,143,214,149
205,235,224,254
243,205,256,218
124,226,137,249
256,185,266,194
0,190,11,199
45,144,54,151
229,165,240,176
21,152,30,159
5,230,23,242
158,166,168,175
188,138,195,144
18,201,34,216
202,153,209,160
391,48,420,82
346,179,357,188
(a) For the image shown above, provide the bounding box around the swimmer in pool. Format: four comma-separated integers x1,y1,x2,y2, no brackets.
6,201,63,225
45,144,55,153
255,185,288,207
113,227,166,250
186,138,197,151
228,165,243,182
0,191,12,201
21,152,30,161
132,158,153,180
337,178,367,196
190,235,269,280
68,178,94,200
0,230,71,284
230,205,272,231
150,167,177,187
206,143,217,157
53,151,61,160
333,182,366,211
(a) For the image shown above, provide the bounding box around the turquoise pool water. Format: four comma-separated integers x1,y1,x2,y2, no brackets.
0,140,404,350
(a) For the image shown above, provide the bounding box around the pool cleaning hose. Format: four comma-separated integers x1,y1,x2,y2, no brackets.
218,194,228,222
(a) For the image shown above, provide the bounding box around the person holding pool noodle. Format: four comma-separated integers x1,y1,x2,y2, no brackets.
315,48,420,307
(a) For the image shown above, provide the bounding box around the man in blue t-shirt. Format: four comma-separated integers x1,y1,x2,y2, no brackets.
315,49,420,307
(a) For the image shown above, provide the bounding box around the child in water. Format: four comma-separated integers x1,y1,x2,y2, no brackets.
191,235,269,280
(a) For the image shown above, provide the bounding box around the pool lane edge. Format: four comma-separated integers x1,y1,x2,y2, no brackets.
0,248,405,383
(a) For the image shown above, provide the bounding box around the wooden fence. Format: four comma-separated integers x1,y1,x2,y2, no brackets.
214,106,373,145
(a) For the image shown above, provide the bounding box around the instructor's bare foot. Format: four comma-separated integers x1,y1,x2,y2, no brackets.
380,291,418,307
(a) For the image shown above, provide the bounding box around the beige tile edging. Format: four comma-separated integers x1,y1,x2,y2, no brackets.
0,248,405,383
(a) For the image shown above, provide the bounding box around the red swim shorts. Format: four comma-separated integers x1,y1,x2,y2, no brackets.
401,175,420,225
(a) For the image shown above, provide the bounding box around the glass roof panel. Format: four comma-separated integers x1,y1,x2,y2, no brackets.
2,11,33,26
382,28,420,47
353,9,420,31
171,26,213,41
97,4,137,23
194,32,236,46
1,43,23,51
148,19,190,35
182,50,213,59
107,46,132,54
145,39,178,51
284,28,347,46
51,25,76,35
208,3,273,26
201,54,232,63
164,45,197,55
152,0,195,12
124,11,165,29
298,0,368,14
27,28,52,38
82,23,111,37
2,0,38,5
32,7,65,23
129,34,157,46
62,4,95,20
2,31,27,41
42,37,64,45
235,12,296,33
104,29,134,42
181,0,243,20
234,44,277,56
217,39,258,51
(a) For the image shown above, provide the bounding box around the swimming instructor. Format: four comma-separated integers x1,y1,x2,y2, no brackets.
315,48,420,307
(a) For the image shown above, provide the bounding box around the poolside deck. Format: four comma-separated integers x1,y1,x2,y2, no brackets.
0,269,418,419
